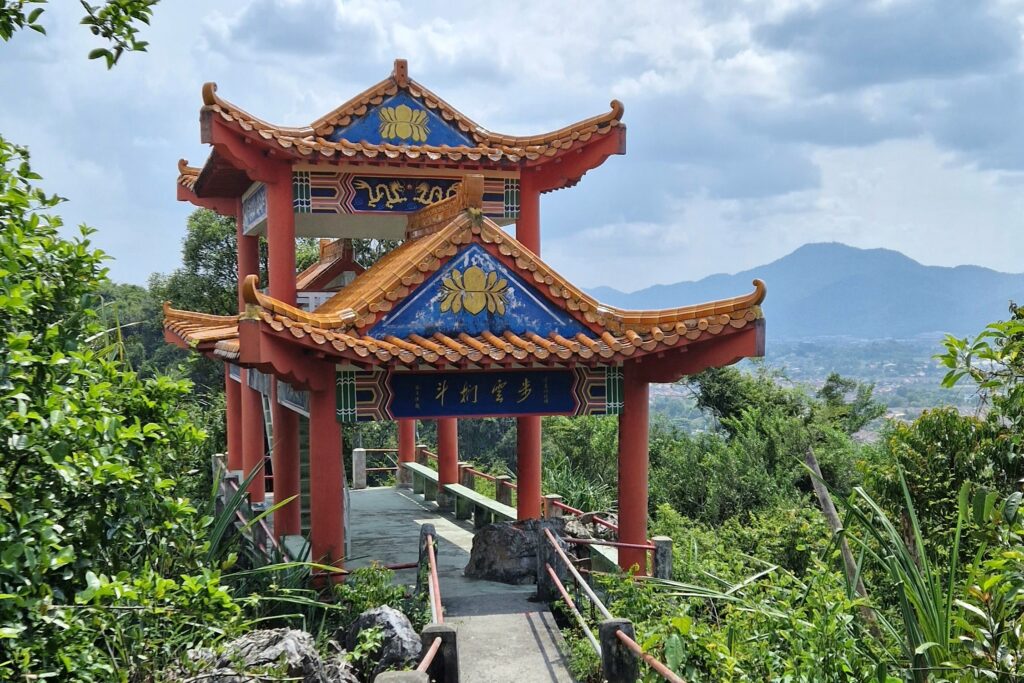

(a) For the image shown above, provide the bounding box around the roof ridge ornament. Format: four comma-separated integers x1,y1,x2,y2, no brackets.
202,82,218,106
392,58,409,88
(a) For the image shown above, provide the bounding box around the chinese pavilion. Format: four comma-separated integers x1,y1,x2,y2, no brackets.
165,59,766,573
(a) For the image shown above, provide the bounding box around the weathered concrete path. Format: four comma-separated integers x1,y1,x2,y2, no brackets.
348,487,575,682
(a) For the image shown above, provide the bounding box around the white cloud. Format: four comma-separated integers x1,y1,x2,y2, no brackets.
0,0,1021,290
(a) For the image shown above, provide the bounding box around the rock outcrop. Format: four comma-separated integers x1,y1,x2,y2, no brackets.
181,628,358,683
464,518,565,584
344,605,422,676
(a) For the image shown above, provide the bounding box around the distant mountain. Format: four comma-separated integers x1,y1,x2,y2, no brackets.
588,243,1024,340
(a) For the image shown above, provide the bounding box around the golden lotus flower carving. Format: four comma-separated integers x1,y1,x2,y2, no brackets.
439,266,509,316
378,104,429,142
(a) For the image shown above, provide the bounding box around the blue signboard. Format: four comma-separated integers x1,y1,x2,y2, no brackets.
335,367,622,422
390,369,574,419
369,244,591,339
327,92,475,148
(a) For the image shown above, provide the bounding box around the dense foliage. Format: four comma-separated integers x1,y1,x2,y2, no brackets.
550,315,1024,682
0,139,429,681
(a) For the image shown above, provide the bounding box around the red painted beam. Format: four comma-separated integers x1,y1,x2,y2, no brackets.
203,115,285,185
176,184,238,216
524,128,626,194
237,319,333,392
630,321,764,384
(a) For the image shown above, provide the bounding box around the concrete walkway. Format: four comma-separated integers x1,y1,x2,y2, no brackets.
348,487,575,682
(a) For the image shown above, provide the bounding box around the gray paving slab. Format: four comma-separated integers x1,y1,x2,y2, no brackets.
348,487,575,682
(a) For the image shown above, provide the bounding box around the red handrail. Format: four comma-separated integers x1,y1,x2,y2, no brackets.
544,528,684,682
544,528,613,620
545,562,600,654
425,534,443,624
615,629,687,683
417,636,443,672
463,467,497,482
563,537,656,551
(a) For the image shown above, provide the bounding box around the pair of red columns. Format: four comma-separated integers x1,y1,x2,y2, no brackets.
224,176,347,568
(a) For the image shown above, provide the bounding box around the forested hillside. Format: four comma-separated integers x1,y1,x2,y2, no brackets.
591,242,1024,339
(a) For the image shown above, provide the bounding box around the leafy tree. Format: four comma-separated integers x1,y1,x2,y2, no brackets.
0,135,242,680
354,238,401,269
0,0,158,67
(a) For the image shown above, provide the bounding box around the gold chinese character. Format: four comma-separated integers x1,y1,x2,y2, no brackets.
435,380,448,406
517,378,532,403
460,382,478,404
491,379,507,404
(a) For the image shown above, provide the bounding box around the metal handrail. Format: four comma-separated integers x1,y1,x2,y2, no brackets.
563,537,656,551
545,562,601,654
544,527,684,683
425,533,443,624
417,636,443,672
544,528,612,620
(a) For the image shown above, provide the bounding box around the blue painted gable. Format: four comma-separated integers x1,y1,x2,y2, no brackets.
327,92,475,147
369,244,593,339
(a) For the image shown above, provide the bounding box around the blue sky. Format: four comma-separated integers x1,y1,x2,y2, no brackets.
1,0,1022,291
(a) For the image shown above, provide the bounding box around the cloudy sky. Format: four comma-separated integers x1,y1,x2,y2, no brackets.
1,0,1023,291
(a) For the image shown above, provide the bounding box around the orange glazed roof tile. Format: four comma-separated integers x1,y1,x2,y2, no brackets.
198,59,624,165
162,209,765,370
177,159,200,191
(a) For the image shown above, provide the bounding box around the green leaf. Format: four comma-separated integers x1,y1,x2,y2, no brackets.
664,633,684,671
1002,492,1022,524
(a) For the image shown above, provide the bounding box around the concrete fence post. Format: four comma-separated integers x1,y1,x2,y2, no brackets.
458,461,474,489
415,444,428,466
599,619,639,683
494,475,513,506
421,623,458,683
652,535,673,580
416,523,436,595
352,448,367,490
543,494,563,519
535,520,565,603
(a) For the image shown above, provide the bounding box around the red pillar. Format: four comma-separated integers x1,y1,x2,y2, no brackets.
236,200,264,499
271,384,301,537
516,170,544,519
437,418,459,486
266,170,296,305
308,380,345,568
617,365,650,573
397,419,416,487
225,366,242,471
240,369,266,504
264,173,300,525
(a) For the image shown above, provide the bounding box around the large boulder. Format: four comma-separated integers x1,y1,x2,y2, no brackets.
181,628,348,683
464,518,565,584
344,605,422,676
